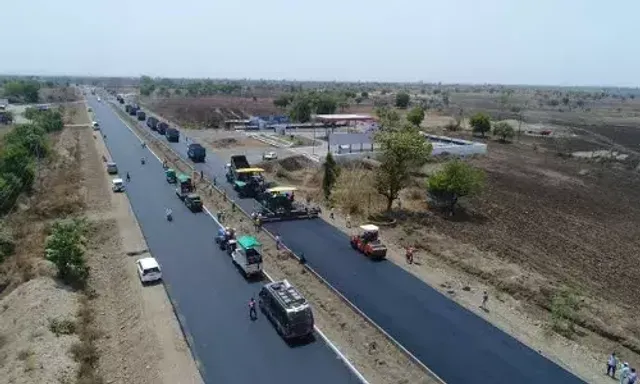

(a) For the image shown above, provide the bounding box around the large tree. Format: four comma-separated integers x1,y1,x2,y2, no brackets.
375,125,432,211
427,160,485,214
406,106,425,127
469,112,491,137
395,92,410,108
493,121,515,142
322,152,340,200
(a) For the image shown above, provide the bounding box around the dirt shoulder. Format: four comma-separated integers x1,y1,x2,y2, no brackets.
111,103,437,384
82,115,202,384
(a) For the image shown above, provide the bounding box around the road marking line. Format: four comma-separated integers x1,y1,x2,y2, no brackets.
108,100,371,384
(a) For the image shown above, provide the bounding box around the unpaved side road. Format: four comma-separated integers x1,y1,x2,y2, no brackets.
112,101,439,384
81,117,203,384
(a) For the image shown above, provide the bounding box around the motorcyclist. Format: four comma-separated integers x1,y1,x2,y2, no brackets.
126,172,131,182
165,208,173,220
141,142,146,148
141,157,146,165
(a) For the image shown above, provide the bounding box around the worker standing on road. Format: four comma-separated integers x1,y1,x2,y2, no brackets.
627,368,637,384
249,297,257,320
254,216,261,232
620,362,630,384
405,246,414,264
275,234,282,250
481,291,489,310
200,170,204,180
346,214,352,228
607,352,618,378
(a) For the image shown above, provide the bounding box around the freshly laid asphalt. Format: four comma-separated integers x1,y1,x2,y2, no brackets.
87,97,362,384
130,103,587,384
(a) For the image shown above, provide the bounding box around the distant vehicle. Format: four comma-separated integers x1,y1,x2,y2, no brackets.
92,121,100,130
87,107,93,113
136,110,146,121
106,162,118,175
187,143,206,162
165,128,180,142
258,279,314,340
157,121,168,135
262,151,278,160
111,178,125,192
184,193,203,212
231,235,263,277
175,174,194,200
147,116,159,130
136,257,162,284
97,97,101,102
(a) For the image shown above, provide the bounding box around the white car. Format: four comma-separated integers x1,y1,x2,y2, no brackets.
92,121,100,130
262,151,278,160
136,257,162,284
112,178,125,192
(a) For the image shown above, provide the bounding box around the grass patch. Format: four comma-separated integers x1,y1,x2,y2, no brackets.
549,287,582,338
70,294,103,384
48,318,77,336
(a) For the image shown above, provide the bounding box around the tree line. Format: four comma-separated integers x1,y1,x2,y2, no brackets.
0,108,64,214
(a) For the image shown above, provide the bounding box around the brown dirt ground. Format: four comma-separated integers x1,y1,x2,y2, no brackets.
114,105,437,384
259,136,640,383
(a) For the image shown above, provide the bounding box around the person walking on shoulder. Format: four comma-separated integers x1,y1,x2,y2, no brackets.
628,368,637,384
620,362,630,384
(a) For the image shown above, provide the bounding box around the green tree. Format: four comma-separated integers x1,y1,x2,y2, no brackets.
375,107,400,128
375,125,432,211
493,121,515,142
322,152,340,200
395,92,410,108
312,93,338,114
45,219,89,287
406,106,425,127
273,94,292,109
427,160,485,214
361,91,369,99
469,112,491,137
3,80,40,103
289,96,313,123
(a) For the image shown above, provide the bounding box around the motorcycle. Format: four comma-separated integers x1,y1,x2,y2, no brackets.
141,157,146,165
166,210,173,222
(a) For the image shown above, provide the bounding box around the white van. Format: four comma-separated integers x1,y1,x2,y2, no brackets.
231,235,263,277
136,257,162,284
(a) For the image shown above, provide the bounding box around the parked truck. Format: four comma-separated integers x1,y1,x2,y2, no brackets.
147,116,159,130
157,121,168,135
187,143,206,162
165,128,180,142
136,110,146,121
128,105,139,116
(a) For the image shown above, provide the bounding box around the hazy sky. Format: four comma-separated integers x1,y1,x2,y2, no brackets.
1,0,637,86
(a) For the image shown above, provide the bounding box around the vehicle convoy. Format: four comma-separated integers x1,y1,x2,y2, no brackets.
165,168,177,184
256,186,321,222
184,193,203,212
175,173,194,200
258,279,314,340
165,127,180,142
187,143,206,162
350,224,388,260
136,110,146,121
146,116,159,130
225,155,266,197
157,121,168,135
231,235,263,277
128,105,139,116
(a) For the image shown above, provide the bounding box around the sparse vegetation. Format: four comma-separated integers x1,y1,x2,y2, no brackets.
48,317,77,336
550,288,582,337
406,106,425,127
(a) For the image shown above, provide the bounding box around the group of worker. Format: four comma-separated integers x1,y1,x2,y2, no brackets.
607,353,637,383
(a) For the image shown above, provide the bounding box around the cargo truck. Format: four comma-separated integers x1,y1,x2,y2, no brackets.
156,121,168,135
147,116,159,130
136,110,146,121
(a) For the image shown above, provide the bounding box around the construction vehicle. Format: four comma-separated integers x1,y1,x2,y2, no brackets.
128,105,139,116
215,227,237,252
187,143,206,162
147,116,159,130
225,155,266,197
255,186,320,222
231,235,263,278
165,168,177,183
157,121,168,135
184,193,203,212
350,224,388,260
166,128,180,142
136,110,146,121
175,173,194,200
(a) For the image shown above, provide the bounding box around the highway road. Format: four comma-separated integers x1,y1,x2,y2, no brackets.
116,100,586,384
87,97,362,384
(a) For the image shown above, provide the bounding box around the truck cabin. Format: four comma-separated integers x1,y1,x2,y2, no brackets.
177,174,193,193
359,224,380,242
